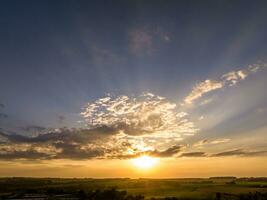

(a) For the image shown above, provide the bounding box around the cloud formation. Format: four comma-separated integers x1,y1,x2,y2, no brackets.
1,64,266,162
0,128,266,160
184,63,267,104
0,93,198,160
81,93,198,136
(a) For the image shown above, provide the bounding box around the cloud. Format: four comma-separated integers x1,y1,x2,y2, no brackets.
0,92,197,161
184,80,223,104
179,152,206,157
184,63,267,104
58,115,65,124
81,93,198,136
128,27,170,56
199,98,214,106
21,126,47,132
178,149,267,158
0,104,7,119
0,126,266,160
129,29,153,55
109,145,183,159
0,127,115,144
0,128,114,160
0,113,8,119
90,46,124,65
210,138,231,144
193,139,209,147
212,149,267,157
193,139,230,147
0,129,183,160
150,145,183,157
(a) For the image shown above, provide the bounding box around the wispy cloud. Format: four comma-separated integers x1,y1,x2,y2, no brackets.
184,63,267,104
179,149,267,158
193,139,231,148
90,46,124,65
212,149,267,157
129,29,153,55
128,27,170,56
184,80,223,104
179,152,207,157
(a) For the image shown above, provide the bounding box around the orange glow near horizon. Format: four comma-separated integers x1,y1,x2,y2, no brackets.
131,155,159,169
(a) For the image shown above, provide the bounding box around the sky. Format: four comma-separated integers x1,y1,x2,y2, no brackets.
0,0,267,178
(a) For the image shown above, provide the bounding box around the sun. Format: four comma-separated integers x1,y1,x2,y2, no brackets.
131,155,159,169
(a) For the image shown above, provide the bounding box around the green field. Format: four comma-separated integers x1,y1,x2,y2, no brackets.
0,177,267,199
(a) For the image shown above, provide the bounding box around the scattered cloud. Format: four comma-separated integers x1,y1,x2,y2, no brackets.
0,92,199,161
81,92,198,136
0,127,265,160
184,63,267,104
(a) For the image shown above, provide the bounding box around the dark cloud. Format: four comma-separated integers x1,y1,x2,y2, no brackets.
0,124,266,161
0,150,51,160
0,127,119,160
113,145,183,159
0,126,116,144
179,152,206,157
21,126,47,132
0,113,8,119
58,115,65,123
53,142,105,160
0,103,4,108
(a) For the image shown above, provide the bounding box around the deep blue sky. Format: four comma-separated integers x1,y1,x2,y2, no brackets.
1,0,267,130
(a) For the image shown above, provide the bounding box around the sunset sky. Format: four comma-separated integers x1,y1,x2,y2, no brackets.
0,0,267,178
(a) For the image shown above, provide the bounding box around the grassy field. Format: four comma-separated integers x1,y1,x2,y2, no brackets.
0,177,267,199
